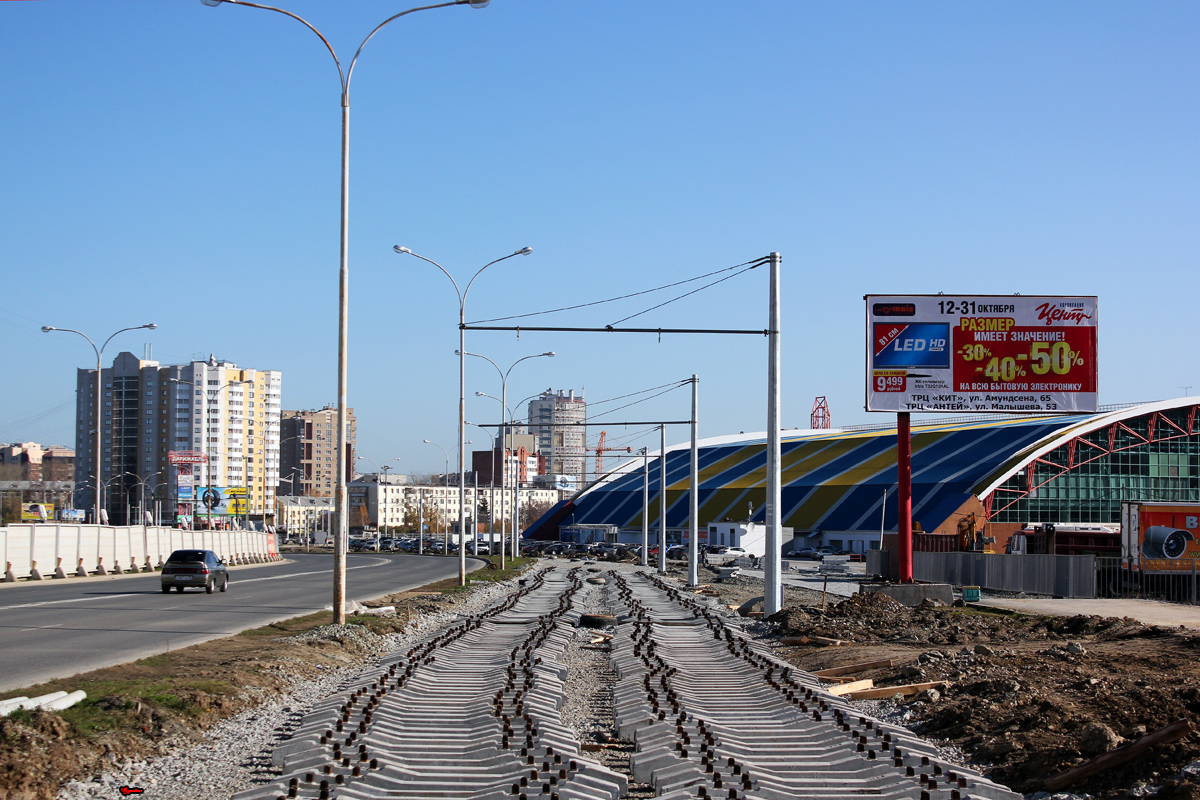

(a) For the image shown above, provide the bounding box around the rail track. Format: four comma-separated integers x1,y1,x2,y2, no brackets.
234,564,1021,800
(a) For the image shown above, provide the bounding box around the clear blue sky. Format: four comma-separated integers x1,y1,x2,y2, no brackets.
3,1,1198,476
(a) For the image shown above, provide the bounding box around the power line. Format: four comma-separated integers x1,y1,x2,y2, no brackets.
466,257,767,325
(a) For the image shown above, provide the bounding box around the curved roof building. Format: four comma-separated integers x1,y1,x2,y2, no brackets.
531,398,1200,544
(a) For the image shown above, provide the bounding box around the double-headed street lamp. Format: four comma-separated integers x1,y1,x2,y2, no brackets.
396,245,532,584
357,455,401,544
422,438,471,553
42,323,158,523
478,389,547,558
200,0,493,624
463,350,554,560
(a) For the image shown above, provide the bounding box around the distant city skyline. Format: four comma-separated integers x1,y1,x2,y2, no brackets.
4,1,1198,474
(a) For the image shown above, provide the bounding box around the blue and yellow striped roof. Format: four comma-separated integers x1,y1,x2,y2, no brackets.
560,414,1093,533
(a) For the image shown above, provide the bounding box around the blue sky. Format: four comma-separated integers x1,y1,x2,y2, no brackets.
3,1,1198,477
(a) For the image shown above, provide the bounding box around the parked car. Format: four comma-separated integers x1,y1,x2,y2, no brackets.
666,545,687,560
834,549,865,562
161,549,228,594
786,547,820,559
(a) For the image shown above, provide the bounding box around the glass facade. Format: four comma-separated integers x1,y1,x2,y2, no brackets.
990,406,1200,524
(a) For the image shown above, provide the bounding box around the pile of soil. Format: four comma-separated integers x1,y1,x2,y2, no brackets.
768,594,1200,798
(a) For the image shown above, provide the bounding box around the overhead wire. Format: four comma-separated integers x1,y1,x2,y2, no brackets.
466,257,767,325
606,262,763,327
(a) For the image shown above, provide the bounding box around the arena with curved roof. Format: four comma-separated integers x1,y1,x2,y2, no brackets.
528,398,1200,552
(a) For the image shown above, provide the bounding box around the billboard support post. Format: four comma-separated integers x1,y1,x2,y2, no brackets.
898,412,913,583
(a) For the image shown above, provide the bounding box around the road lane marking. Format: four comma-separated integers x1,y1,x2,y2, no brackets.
0,556,395,611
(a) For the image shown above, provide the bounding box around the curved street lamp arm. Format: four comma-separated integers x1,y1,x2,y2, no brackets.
205,0,345,89
100,324,156,358
462,249,531,309
347,2,462,91
504,351,556,383
462,350,503,382
400,249,463,310
43,327,99,360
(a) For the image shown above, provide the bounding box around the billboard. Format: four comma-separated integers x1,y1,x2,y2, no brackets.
866,295,1097,414
21,503,54,522
1121,502,1200,571
197,486,248,516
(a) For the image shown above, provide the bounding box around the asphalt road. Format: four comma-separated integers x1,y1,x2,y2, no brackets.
0,552,474,693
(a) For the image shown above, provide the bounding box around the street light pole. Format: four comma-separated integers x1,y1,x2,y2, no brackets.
201,0,493,625
423,439,449,554
463,350,554,562
395,244,532,585
42,323,157,524
466,422,495,561
357,455,401,548
477,388,548,561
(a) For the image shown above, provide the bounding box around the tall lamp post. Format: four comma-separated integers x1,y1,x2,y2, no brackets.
42,323,157,524
200,0,493,624
357,455,401,546
488,390,546,559
466,422,496,561
464,350,554,560
395,244,532,585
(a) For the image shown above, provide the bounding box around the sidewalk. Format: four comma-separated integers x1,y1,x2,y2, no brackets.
976,596,1200,630
736,566,863,599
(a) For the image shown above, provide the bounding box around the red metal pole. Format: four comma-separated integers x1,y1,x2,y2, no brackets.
897,412,913,583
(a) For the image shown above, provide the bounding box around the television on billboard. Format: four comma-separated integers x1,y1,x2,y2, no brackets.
865,295,1097,413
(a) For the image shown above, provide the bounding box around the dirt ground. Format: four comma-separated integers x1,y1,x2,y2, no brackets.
689,566,1200,799
7,556,1200,799
0,562,491,800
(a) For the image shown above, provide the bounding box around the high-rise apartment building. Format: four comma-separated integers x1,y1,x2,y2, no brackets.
527,388,587,486
277,406,357,499
74,353,282,526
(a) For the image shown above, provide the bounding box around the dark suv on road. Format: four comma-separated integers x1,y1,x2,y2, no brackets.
161,549,229,594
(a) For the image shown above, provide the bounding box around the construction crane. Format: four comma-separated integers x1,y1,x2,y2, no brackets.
811,396,831,429
587,431,632,477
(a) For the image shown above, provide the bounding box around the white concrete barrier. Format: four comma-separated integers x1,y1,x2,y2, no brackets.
0,524,279,580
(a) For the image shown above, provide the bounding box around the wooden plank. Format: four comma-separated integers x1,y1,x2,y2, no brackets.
780,635,849,647
812,659,895,678
827,679,874,696
845,681,948,700
1043,718,1191,792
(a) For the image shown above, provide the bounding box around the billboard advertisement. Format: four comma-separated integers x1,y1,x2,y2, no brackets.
1121,502,1200,571
866,295,1097,414
197,486,248,516
21,503,54,522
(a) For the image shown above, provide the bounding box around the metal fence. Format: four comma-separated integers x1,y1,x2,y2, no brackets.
1096,557,1200,605
912,551,1097,598
871,551,1200,605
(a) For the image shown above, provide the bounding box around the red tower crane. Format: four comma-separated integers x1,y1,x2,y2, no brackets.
811,396,831,429
587,431,632,477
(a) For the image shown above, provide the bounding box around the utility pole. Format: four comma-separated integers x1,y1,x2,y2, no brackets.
764,252,783,615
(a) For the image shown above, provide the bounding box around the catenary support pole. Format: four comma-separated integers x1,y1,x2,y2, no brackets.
658,425,667,575
897,411,913,582
764,251,783,615
688,374,700,587
641,448,649,566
